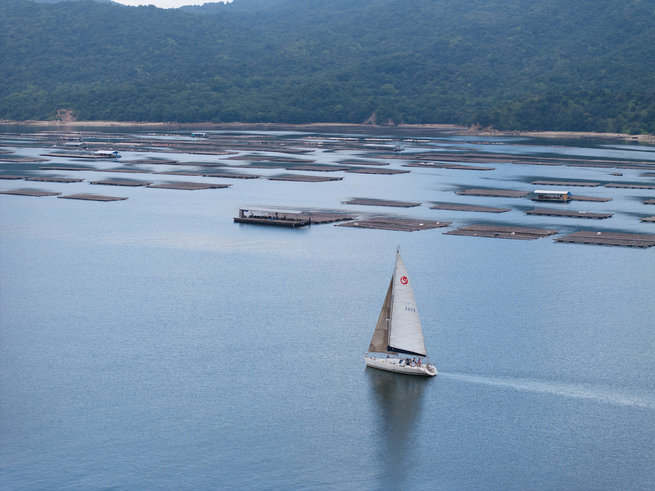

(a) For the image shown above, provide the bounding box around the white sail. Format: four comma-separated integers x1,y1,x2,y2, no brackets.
388,250,427,357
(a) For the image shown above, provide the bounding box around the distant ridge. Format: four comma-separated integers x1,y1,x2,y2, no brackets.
1,0,653,133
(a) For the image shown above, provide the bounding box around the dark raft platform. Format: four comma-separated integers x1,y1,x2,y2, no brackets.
525,208,613,219
234,210,354,227
554,231,655,248
1,189,61,197
455,189,530,198
58,194,128,201
338,218,450,232
444,225,558,240
341,198,421,208
430,203,511,213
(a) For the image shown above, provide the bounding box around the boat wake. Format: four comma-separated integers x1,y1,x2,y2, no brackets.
440,372,655,410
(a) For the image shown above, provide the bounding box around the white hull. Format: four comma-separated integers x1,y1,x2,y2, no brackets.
365,356,437,377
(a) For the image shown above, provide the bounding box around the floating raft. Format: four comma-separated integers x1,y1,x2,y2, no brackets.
154,171,204,177
403,162,495,171
90,179,152,187
202,172,261,179
41,166,94,171
570,195,613,202
234,210,354,227
286,165,349,172
445,225,557,240
430,203,511,213
40,153,115,159
0,175,27,180
234,163,287,169
268,175,343,182
123,159,178,165
339,160,389,166
526,208,613,219
456,189,530,198
338,218,450,232
342,198,421,208
605,183,655,189
555,231,655,248
25,176,84,183
0,157,49,163
229,156,315,164
103,168,151,174
345,168,409,175
148,182,231,190
58,194,128,201
531,180,601,187
1,189,61,197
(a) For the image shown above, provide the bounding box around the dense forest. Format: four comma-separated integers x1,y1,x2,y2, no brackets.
1,0,654,133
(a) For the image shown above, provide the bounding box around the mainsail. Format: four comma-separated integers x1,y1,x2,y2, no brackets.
368,278,392,353
368,249,428,357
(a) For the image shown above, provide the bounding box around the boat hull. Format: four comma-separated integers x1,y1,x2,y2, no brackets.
365,356,437,377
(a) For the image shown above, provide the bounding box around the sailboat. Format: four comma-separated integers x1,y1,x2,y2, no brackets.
365,247,437,377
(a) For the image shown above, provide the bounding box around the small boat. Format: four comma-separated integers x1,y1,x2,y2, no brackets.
365,247,437,377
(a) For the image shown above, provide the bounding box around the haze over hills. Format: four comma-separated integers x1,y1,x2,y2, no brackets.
1,0,654,133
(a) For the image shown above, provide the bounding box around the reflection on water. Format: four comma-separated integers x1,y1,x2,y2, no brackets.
366,368,431,487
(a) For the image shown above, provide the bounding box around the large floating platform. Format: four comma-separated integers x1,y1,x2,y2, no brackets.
526,208,613,219
268,175,343,182
40,153,118,160
58,194,128,202
25,176,84,183
123,159,178,165
345,168,409,175
404,162,495,171
90,179,152,187
1,189,61,197
430,203,510,213
103,168,151,174
0,175,28,180
287,165,349,172
339,160,389,166
605,183,655,189
154,171,204,177
341,198,421,208
445,225,558,240
203,172,261,179
531,180,601,187
570,195,613,202
234,209,354,227
555,231,655,248
148,182,231,190
456,189,530,198
0,157,49,163
41,166,95,171
338,218,450,232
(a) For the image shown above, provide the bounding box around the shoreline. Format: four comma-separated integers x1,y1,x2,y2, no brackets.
1,120,653,144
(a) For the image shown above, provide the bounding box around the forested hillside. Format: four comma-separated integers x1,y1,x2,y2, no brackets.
1,0,654,133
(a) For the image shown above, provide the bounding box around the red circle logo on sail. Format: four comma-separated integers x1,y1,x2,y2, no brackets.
400,276,408,285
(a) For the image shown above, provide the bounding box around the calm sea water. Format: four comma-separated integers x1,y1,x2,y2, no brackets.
1,127,654,490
